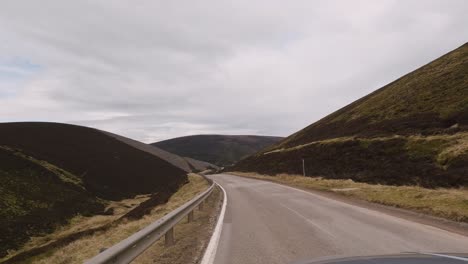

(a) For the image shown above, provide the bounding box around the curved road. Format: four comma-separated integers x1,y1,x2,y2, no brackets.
208,174,468,264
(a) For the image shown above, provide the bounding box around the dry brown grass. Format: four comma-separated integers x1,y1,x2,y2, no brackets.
436,133,468,165
266,132,468,157
133,186,222,264
20,174,209,264
2,194,151,261
230,172,468,223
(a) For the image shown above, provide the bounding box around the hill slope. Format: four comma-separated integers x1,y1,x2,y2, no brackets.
0,122,189,256
277,43,468,148
234,43,468,187
0,146,104,257
152,135,283,166
0,122,188,200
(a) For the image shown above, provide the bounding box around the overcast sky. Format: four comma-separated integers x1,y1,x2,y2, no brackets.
1,0,467,143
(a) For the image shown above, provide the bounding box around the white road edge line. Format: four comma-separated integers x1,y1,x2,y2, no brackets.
200,181,227,264
421,253,468,262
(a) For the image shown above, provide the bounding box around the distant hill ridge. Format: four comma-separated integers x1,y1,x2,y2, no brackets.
102,131,219,172
276,42,468,150
233,42,468,187
152,134,283,166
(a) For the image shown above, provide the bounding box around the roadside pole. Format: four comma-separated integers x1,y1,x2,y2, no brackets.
302,158,306,177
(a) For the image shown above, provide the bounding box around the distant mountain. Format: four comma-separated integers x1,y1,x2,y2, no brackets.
152,135,283,166
0,122,193,256
103,131,219,172
233,43,468,187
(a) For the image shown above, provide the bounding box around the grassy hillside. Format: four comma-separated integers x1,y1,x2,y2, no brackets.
234,43,468,187
0,122,189,257
0,147,105,257
0,122,188,200
152,135,283,166
277,42,468,149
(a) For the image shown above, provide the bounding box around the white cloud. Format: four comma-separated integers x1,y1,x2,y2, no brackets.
0,0,467,142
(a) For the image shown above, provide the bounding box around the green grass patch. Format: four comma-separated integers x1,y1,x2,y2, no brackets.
405,138,450,161
0,147,104,258
0,146,83,187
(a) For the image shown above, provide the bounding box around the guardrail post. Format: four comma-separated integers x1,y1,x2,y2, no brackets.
188,211,194,222
165,228,174,247
199,201,204,210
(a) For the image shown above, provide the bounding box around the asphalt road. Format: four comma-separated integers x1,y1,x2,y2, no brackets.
208,174,468,264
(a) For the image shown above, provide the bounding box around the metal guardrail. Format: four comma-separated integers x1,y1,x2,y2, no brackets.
85,176,215,264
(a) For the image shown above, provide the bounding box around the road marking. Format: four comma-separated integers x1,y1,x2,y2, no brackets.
239,175,468,239
420,253,468,262
279,203,337,239
200,182,228,264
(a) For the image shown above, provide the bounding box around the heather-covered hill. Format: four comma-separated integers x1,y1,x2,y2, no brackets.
276,43,468,149
152,135,283,166
0,122,190,256
0,147,104,257
0,122,188,200
233,43,468,187
0,123,192,257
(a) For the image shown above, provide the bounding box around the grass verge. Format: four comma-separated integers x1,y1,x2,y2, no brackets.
132,185,222,264
5,193,151,259
10,174,209,264
229,172,468,223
